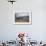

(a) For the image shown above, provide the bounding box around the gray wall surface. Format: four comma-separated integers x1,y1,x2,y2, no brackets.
0,0,46,41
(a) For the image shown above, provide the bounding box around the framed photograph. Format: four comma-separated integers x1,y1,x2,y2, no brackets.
14,10,32,25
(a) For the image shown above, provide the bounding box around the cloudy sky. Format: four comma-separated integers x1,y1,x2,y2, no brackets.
15,12,29,17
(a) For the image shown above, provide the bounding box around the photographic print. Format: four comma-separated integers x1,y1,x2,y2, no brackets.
14,11,32,25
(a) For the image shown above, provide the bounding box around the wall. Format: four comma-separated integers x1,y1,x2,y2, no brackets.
0,0,46,41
